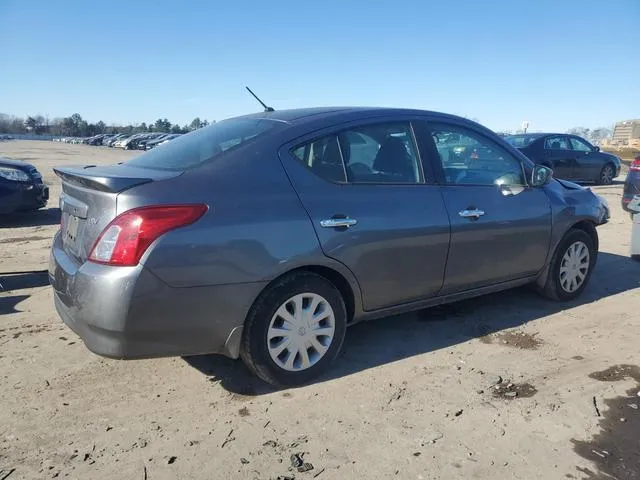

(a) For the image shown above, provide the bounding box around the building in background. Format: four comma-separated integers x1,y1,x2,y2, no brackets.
605,119,640,149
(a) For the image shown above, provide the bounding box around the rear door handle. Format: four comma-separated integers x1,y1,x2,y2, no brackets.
459,209,485,219
320,218,358,228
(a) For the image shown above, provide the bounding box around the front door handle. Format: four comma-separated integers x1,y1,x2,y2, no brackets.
320,218,358,228
459,209,485,219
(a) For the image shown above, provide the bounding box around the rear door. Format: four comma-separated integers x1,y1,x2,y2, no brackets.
543,135,574,179
279,118,451,311
420,120,552,294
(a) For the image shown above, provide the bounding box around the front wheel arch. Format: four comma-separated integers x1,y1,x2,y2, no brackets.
535,220,599,291
537,225,598,300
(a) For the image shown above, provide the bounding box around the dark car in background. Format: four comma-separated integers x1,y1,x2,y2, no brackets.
145,133,181,149
0,157,48,214
49,107,609,386
622,154,640,214
135,133,168,150
505,133,621,185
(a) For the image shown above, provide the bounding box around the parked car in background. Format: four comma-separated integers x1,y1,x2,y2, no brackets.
49,107,609,386
134,133,167,150
0,157,48,214
505,133,621,185
110,134,132,148
622,154,640,215
145,133,182,149
118,133,146,149
87,134,109,146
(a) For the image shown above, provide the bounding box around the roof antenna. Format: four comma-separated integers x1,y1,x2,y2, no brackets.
245,86,274,112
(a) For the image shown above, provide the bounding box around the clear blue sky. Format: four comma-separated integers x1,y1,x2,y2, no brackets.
1,0,638,132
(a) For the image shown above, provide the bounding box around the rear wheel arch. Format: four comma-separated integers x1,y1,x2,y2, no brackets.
251,265,357,325
240,268,352,386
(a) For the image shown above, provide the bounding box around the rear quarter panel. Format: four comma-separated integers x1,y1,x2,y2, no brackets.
119,140,362,305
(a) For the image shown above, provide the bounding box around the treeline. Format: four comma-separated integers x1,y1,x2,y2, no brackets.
0,113,212,137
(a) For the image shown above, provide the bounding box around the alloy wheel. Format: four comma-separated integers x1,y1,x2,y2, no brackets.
267,293,336,372
559,241,590,293
600,165,614,185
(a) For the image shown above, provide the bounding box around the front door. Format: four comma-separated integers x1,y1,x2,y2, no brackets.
424,121,552,294
279,120,451,311
543,135,574,180
568,136,601,182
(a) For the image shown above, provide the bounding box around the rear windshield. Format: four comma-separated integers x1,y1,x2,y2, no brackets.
125,118,283,171
504,135,540,148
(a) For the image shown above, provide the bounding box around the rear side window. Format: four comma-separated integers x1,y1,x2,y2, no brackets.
126,118,282,171
544,136,571,150
291,122,422,184
505,135,539,148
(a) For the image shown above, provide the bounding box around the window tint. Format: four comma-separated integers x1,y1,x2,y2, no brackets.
504,135,540,148
126,118,282,171
292,122,422,184
569,137,593,152
544,136,571,150
292,135,347,183
430,124,525,186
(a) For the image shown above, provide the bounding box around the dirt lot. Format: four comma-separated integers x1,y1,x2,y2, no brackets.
1,140,639,480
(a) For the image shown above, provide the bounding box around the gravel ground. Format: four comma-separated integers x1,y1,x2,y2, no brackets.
1,140,639,480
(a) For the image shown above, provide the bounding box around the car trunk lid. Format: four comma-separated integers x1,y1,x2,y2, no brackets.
54,164,182,262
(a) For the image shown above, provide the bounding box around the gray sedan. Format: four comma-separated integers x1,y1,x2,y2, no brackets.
49,107,609,386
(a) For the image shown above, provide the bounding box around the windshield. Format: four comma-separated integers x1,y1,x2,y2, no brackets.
504,135,540,148
125,118,283,171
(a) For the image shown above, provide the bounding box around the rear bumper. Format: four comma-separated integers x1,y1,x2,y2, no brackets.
0,181,48,214
49,233,267,359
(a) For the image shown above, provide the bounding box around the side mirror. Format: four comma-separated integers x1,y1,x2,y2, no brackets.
531,164,553,187
593,146,600,152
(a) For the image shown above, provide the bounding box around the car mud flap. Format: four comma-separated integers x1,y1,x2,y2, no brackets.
223,326,243,359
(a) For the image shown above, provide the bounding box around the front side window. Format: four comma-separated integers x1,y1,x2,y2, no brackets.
291,122,423,184
430,124,525,186
569,137,593,152
544,136,571,150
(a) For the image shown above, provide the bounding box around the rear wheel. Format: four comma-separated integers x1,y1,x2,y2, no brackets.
539,229,596,301
598,164,615,185
240,272,347,387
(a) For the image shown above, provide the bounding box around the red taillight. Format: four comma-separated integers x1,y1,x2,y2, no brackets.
631,157,640,171
88,204,208,266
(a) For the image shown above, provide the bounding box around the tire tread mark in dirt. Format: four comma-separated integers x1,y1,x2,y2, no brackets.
572,365,640,480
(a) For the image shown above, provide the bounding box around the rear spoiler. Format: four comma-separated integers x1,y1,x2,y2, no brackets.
53,166,154,193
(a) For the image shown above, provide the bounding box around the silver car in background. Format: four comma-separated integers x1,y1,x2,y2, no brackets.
49,107,609,386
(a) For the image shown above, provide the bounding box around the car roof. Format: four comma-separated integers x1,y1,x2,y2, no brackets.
506,133,571,138
234,106,469,125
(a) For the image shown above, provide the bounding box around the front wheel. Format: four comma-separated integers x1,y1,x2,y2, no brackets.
539,229,597,301
240,272,347,387
598,164,615,185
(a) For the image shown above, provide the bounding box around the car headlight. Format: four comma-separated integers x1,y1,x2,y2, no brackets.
0,167,30,182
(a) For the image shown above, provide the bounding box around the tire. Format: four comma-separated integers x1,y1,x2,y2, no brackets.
598,164,615,185
539,229,597,301
240,272,347,387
